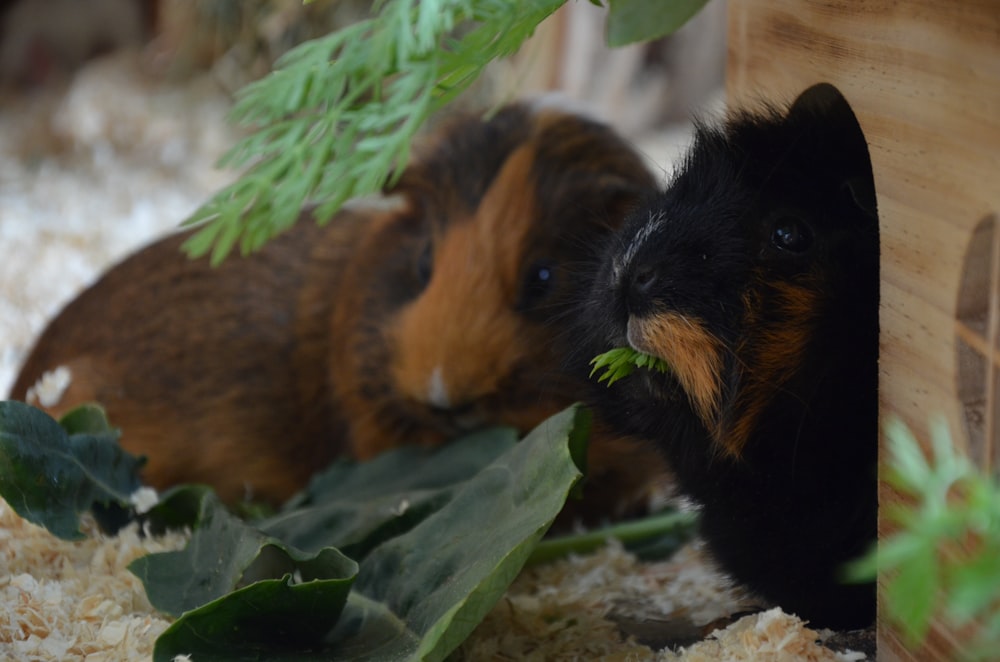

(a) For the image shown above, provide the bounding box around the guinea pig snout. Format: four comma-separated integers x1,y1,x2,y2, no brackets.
389,274,526,424
625,312,723,430
422,367,481,415
425,366,452,410
397,355,490,412
625,316,655,357
625,264,659,316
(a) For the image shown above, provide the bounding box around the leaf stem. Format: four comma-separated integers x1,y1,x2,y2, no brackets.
528,510,697,565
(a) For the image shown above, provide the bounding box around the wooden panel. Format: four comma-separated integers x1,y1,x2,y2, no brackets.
727,1,1000,659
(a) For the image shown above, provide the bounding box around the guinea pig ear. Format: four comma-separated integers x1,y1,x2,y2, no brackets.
787,83,878,219
599,176,659,221
841,174,878,220
787,82,853,121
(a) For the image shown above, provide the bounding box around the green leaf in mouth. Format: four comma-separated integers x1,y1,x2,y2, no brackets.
589,347,670,387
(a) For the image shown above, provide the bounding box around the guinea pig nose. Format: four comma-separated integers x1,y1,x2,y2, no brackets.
630,265,658,297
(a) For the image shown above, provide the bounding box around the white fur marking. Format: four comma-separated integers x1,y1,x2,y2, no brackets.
427,366,450,409
25,365,72,407
615,209,667,286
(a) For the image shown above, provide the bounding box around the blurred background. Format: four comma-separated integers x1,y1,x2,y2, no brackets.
0,0,727,395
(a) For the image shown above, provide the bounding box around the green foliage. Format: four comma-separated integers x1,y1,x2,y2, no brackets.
847,416,1000,659
130,488,358,619
0,400,599,661
156,569,357,662
146,406,584,661
260,427,520,559
589,346,670,386
183,0,710,264
183,0,566,265
334,405,589,662
0,401,143,540
606,0,711,47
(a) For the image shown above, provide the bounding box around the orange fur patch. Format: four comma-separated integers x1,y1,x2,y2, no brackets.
627,312,724,430
721,278,820,457
390,145,540,409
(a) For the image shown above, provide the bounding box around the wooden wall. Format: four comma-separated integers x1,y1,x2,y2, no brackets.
727,1,1000,659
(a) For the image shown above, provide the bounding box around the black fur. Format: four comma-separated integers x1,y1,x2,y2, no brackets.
578,84,879,629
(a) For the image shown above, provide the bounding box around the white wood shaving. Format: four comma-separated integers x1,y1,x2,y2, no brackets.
462,540,868,661
0,499,188,661
129,488,160,516
461,539,742,660
659,608,867,662
0,494,864,661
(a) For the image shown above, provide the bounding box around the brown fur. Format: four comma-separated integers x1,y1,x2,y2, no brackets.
719,276,820,457
12,103,665,514
625,278,820,460
11,212,373,501
628,312,724,434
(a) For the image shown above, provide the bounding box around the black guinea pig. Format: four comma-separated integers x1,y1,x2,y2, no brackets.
578,83,879,630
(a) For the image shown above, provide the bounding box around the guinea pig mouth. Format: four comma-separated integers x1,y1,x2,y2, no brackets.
626,313,723,429
625,319,662,362
417,400,487,435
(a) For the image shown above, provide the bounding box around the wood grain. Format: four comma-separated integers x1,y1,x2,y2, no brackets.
728,1,1000,659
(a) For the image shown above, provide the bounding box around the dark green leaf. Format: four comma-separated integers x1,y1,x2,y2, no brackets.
0,401,144,540
143,484,215,534
606,0,710,47
131,489,357,618
140,406,585,661
286,427,518,508
57,403,118,435
153,553,357,662
261,428,517,560
328,404,587,661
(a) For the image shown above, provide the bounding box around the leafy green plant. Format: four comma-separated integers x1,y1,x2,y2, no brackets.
847,415,1000,660
142,407,586,661
589,346,670,386
0,401,681,660
183,0,710,264
0,402,142,539
603,0,710,47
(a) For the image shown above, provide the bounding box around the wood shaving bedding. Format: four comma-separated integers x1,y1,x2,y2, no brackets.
661,609,867,662
0,498,868,661
0,499,188,661
461,540,869,661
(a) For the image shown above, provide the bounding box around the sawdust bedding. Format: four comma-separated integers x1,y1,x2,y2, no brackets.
0,497,865,661
0,55,870,661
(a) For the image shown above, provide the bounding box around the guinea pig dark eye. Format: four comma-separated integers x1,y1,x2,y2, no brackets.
518,261,555,310
771,216,813,253
415,242,433,285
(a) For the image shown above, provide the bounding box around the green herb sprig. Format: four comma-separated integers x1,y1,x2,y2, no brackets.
180,0,712,265
589,347,670,386
847,415,1000,659
182,0,566,265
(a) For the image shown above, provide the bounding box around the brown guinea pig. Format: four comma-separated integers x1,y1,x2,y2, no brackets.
11,101,667,510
